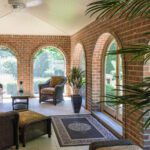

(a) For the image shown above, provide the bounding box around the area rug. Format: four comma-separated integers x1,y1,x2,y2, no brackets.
52,115,117,147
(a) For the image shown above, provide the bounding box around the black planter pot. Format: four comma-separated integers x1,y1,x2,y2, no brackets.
71,95,82,113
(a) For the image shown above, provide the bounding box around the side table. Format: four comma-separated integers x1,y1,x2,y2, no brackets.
11,92,31,110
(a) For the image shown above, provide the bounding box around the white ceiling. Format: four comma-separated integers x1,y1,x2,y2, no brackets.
0,0,96,35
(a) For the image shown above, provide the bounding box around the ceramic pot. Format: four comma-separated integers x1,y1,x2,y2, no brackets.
71,95,82,113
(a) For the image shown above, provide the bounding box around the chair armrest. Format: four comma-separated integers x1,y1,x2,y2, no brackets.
55,84,62,89
39,80,51,91
55,83,65,90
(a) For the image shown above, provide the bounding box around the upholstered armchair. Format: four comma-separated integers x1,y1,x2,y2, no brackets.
39,76,67,105
0,111,19,150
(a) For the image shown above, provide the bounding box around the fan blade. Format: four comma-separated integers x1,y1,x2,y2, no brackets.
26,0,42,8
8,0,42,8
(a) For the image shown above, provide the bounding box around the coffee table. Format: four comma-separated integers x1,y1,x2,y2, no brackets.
11,92,31,110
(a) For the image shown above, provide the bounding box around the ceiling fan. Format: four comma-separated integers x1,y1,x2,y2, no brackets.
8,0,42,9
0,0,42,18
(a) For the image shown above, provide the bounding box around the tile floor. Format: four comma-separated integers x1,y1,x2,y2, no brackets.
0,97,90,150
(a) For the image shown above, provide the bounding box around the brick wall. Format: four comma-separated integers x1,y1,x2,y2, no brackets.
71,17,150,149
71,43,84,67
0,35,71,95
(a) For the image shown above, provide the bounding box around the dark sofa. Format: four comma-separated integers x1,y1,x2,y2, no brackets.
0,111,19,150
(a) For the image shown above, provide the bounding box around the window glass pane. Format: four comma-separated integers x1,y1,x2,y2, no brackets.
118,54,123,115
105,41,117,109
79,50,86,107
0,48,17,97
104,40,123,121
33,47,65,94
79,51,85,71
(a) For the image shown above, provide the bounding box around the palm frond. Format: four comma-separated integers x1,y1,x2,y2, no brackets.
104,79,150,128
137,109,150,121
143,31,150,35
144,117,150,129
107,44,150,64
86,0,150,20
68,67,85,90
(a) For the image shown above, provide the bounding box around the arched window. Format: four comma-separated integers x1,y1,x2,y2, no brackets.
104,40,123,121
33,47,66,95
0,47,17,97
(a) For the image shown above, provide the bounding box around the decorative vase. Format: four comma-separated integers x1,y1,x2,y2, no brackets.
19,81,24,93
71,95,82,113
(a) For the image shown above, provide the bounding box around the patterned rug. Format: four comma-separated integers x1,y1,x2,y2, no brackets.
52,115,117,147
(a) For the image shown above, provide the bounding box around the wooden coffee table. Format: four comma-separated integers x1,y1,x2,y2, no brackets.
11,92,31,110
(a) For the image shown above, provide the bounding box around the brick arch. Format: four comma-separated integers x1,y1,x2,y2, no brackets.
31,45,68,70
72,43,86,68
92,32,121,111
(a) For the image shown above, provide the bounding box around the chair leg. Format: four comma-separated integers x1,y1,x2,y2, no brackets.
52,94,56,105
47,119,51,138
22,131,26,147
39,93,42,103
53,98,57,105
16,142,19,149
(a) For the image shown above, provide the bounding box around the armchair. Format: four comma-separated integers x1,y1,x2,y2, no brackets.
0,111,19,150
39,76,67,105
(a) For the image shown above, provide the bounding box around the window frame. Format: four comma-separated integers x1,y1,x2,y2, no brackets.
102,39,123,122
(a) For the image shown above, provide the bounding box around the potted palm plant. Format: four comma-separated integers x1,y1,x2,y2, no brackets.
68,67,85,113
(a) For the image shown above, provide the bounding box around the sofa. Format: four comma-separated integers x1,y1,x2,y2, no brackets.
0,111,19,150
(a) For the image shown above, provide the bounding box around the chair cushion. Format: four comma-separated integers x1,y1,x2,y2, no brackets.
41,87,55,94
50,76,63,87
19,111,47,128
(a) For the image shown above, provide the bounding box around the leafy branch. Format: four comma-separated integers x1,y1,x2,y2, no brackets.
104,77,150,128
86,0,150,20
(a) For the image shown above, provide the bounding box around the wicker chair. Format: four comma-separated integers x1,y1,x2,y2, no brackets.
0,111,19,150
39,76,67,105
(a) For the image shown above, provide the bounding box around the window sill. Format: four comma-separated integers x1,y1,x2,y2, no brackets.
92,111,123,138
